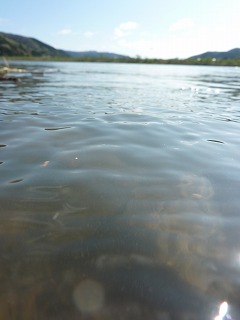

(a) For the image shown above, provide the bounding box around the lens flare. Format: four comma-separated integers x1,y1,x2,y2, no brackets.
214,301,228,320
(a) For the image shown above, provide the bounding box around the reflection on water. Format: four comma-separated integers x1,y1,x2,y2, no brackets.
0,61,240,319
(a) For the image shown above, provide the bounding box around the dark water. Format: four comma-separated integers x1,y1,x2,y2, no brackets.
1,61,240,319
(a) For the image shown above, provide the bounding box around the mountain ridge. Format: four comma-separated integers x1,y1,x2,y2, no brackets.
1,31,240,61
188,48,240,60
0,31,129,59
0,31,67,57
65,50,129,59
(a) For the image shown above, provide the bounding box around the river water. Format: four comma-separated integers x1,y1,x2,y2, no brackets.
0,61,240,319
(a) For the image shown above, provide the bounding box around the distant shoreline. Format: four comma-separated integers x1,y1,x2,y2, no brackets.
2,56,240,67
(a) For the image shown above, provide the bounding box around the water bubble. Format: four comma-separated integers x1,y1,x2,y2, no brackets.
73,279,104,314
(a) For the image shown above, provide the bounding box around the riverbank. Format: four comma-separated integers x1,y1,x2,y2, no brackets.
2,55,240,66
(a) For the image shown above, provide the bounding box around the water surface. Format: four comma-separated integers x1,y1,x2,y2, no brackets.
1,61,240,319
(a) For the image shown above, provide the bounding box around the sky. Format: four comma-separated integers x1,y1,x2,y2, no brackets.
1,0,240,59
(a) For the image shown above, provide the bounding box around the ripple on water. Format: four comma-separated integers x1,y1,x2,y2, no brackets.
0,62,240,319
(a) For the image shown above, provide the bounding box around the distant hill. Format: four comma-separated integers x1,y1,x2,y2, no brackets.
0,31,129,59
65,50,129,59
0,32,67,57
189,48,240,60
1,31,240,64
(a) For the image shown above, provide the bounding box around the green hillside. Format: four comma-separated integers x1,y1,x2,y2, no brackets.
189,48,240,60
0,32,67,57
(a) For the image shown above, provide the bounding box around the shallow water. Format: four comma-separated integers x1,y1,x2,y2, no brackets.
0,61,240,319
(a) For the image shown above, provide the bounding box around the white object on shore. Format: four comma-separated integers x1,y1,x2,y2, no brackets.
0,66,28,73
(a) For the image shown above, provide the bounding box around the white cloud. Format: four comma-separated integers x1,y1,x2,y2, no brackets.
115,34,202,59
116,38,164,58
83,31,95,38
57,28,73,36
169,18,194,32
112,19,198,58
114,21,139,37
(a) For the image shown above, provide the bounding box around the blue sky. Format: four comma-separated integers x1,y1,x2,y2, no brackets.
1,0,240,58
